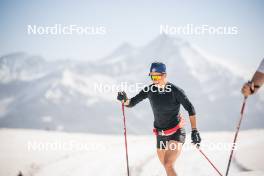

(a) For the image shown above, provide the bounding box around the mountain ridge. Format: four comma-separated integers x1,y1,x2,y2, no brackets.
0,35,263,133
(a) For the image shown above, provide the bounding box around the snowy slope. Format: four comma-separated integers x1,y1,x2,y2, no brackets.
0,128,263,176
0,35,263,133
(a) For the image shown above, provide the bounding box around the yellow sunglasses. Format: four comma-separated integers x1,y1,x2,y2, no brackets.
150,75,162,81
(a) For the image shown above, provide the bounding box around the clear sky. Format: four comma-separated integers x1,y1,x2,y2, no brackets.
0,0,263,75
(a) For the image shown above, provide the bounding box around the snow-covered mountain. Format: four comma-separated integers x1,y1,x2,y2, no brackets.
0,35,263,133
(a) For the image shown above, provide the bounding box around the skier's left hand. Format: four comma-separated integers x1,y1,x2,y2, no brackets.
191,129,201,147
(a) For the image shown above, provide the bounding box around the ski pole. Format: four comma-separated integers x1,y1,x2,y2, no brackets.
194,145,223,176
121,103,130,176
225,96,247,176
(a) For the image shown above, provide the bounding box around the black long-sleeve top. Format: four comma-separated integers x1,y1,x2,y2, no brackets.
126,82,196,130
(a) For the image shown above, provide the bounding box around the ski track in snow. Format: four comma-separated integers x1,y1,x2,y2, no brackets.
131,154,157,176
233,157,252,172
30,151,89,176
31,140,126,176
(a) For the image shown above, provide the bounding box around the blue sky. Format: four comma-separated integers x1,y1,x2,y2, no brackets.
0,0,263,76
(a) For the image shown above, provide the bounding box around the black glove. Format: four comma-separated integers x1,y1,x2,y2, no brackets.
191,129,201,147
117,91,128,102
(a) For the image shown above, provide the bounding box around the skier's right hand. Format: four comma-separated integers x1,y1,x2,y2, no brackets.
241,81,254,97
117,91,128,102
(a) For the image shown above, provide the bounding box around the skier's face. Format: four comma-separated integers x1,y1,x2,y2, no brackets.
149,72,166,85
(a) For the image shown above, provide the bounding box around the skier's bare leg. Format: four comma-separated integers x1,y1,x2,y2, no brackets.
157,140,182,176
157,148,166,165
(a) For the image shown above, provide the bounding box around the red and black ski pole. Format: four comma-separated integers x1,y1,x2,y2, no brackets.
195,145,223,176
121,103,130,176
225,96,248,176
